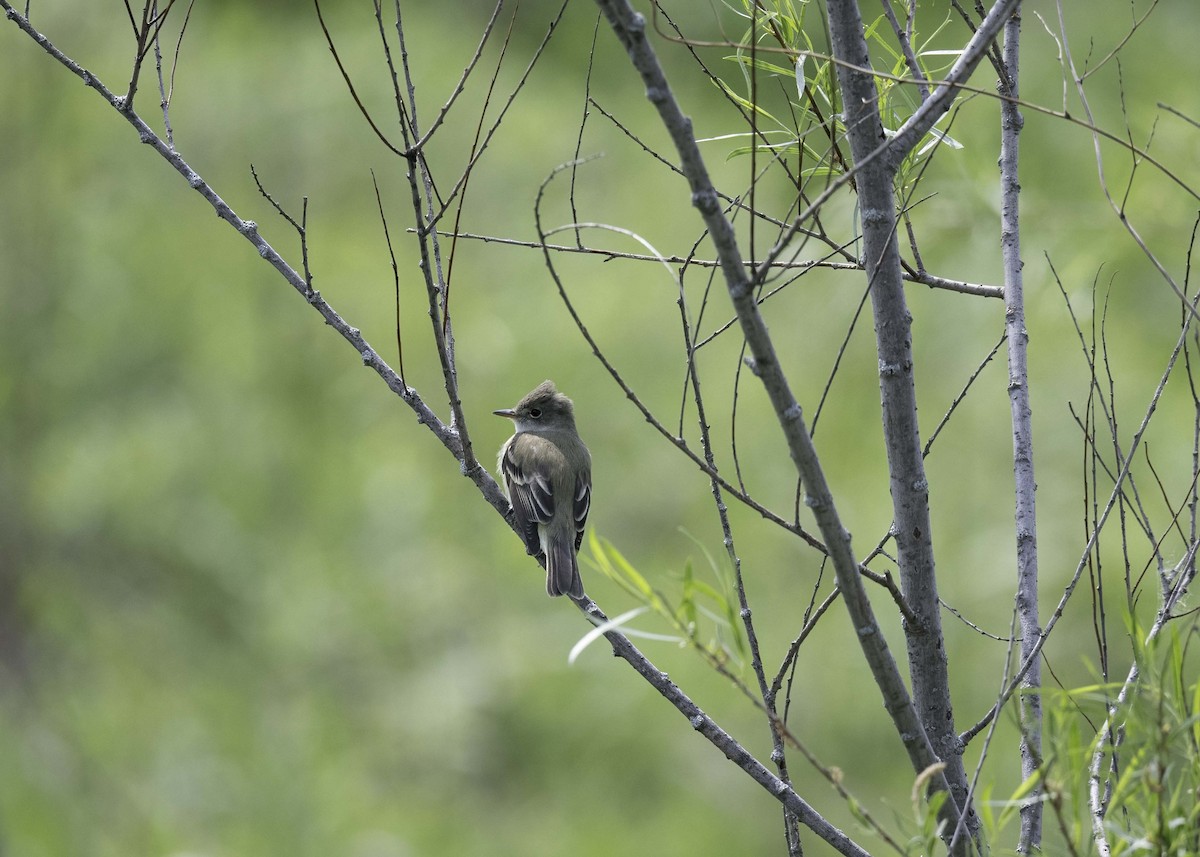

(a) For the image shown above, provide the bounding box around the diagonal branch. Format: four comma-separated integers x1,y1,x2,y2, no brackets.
590,0,958,828
886,0,1022,162
0,0,489,501
0,9,877,855
581,601,873,857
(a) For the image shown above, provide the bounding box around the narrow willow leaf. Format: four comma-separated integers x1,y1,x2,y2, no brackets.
568,606,650,664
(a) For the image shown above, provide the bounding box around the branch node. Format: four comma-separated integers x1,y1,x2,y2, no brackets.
689,714,705,730
239,220,258,236
861,206,890,225
690,187,719,214
187,172,203,189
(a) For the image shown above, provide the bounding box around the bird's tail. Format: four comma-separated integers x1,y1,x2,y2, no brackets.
545,536,584,599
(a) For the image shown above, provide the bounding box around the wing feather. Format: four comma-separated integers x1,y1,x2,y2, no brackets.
500,432,591,566
500,435,554,556
573,473,591,552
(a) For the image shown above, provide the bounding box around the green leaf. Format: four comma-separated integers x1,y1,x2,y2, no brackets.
568,606,650,664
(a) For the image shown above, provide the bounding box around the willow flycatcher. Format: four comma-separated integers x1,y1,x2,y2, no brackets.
494,380,592,598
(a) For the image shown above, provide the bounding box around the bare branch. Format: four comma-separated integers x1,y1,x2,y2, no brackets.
0,0,489,503
591,0,960,836
313,0,405,156
826,0,978,844
419,228,1003,297
996,10,1044,850
962,256,1200,746
580,600,873,857
1053,0,1200,327
404,0,508,155
371,170,407,387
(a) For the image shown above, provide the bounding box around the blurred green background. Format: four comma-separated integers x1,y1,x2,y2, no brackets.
1,1,1197,855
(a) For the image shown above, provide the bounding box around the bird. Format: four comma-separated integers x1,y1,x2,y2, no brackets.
494,380,592,598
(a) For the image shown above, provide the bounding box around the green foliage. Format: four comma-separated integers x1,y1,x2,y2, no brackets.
978,625,1200,856
908,785,949,857
717,0,964,195
581,530,748,674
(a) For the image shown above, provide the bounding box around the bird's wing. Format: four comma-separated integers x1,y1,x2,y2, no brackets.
573,473,591,553
500,435,555,556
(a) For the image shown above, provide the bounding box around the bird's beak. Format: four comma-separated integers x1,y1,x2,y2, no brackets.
493,408,517,419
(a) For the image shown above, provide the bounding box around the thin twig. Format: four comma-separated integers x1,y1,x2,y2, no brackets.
405,0,507,155
313,0,404,155
961,253,1200,747
372,170,406,386
593,0,960,838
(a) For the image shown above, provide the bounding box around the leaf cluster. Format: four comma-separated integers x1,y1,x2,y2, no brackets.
980,627,1200,856
578,529,748,673
716,0,964,194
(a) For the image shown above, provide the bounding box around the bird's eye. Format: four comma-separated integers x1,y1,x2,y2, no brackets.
529,407,543,418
